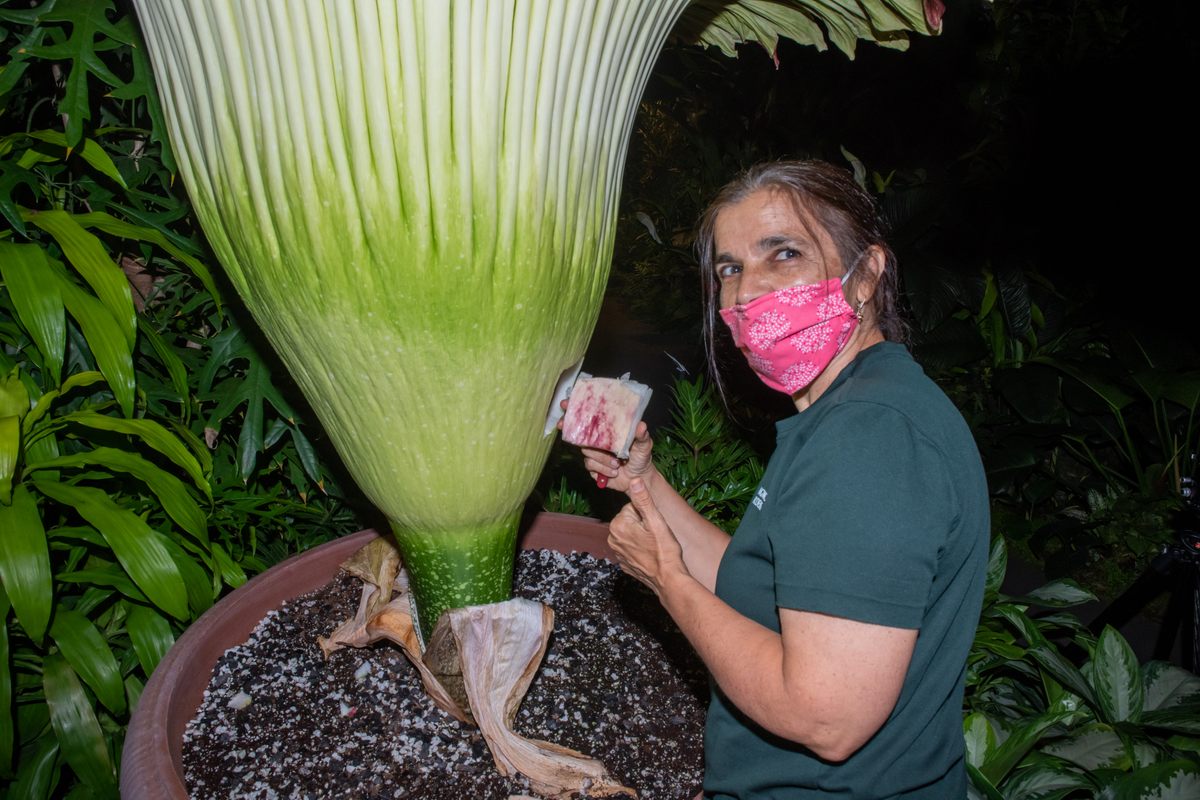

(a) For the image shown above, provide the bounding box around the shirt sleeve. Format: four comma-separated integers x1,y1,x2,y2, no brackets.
768,401,954,629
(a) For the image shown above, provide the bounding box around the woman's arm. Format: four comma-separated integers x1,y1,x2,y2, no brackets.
610,479,916,761
579,423,731,591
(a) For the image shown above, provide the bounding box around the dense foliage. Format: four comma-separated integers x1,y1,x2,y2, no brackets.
0,2,358,794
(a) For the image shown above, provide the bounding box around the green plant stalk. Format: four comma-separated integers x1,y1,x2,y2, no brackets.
132,0,937,635
390,512,519,636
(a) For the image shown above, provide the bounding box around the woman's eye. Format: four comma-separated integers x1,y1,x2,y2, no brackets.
774,248,800,261
716,263,741,279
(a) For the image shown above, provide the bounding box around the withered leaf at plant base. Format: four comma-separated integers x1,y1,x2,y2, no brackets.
321,540,635,797
446,600,636,799
316,537,402,658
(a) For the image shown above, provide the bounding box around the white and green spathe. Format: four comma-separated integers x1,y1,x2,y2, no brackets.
133,0,937,635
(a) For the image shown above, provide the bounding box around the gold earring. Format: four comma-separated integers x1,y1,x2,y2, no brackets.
855,299,866,322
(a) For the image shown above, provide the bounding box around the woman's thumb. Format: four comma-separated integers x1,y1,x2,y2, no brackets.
628,478,657,518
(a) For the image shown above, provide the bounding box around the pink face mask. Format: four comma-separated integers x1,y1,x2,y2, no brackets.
718,276,859,395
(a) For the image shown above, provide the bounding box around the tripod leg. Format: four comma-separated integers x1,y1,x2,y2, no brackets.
1091,553,1173,635
1187,568,1199,672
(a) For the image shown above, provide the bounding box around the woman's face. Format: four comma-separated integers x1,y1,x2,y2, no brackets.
712,188,844,310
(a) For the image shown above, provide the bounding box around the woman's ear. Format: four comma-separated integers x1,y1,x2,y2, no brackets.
855,245,887,306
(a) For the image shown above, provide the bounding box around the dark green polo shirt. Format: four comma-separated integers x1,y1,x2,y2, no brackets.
705,342,989,799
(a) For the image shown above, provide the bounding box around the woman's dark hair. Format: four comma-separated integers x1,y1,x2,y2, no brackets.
695,160,907,394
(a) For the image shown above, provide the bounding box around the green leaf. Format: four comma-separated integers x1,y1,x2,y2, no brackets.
33,480,188,620
995,263,1032,339
0,159,39,237
21,0,135,149
0,584,13,778
5,733,60,800
972,627,1024,660
0,484,53,642
137,319,189,407
1165,735,1200,754
124,673,144,714
0,242,66,380
1092,626,1143,724
157,534,214,616
124,603,175,676
998,605,1099,709
1140,704,1200,735
1036,356,1136,413
1098,760,1200,800
106,23,176,173
674,0,934,59
985,536,1007,596
966,762,1005,800
48,609,126,716
56,411,210,498
22,211,135,349
56,277,135,419
210,542,247,589
290,425,322,485
28,447,209,545
22,372,107,433
0,369,32,421
24,131,127,189
964,712,996,768
1010,579,1098,608
73,211,221,311
1143,661,1200,711
201,330,298,481
0,415,19,504
1003,757,1096,800
42,653,116,791
1043,723,1129,770
981,708,1076,785
56,566,147,603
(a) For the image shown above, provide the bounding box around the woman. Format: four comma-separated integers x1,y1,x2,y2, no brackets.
577,161,989,798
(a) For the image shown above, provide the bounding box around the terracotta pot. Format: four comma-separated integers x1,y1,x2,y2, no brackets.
120,512,621,799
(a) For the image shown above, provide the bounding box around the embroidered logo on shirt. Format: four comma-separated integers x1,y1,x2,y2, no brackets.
751,487,768,510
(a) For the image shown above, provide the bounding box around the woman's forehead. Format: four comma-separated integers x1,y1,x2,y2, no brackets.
714,188,830,251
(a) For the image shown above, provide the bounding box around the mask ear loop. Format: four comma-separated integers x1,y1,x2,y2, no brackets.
842,254,864,322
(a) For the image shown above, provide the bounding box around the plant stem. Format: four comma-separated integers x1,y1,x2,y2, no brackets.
390,511,520,642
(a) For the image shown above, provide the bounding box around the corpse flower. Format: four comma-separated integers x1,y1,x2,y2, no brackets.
132,0,939,637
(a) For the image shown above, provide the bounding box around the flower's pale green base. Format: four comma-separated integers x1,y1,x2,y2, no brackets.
390,511,520,643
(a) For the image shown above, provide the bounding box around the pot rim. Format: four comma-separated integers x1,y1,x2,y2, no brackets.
120,511,616,800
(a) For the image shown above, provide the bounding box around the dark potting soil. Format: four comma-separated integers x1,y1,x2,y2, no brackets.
183,549,708,799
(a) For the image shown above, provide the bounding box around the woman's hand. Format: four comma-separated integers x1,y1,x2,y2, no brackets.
557,397,654,492
608,478,688,596
579,420,653,492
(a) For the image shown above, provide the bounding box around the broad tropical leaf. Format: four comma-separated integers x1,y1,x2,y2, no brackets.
22,211,135,349
1092,626,1143,724
0,584,12,777
1043,723,1130,771
34,480,188,620
1010,579,1097,608
0,484,53,641
124,602,176,675
1143,661,1200,712
55,410,210,497
1097,760,1200,800
0,242,66,381
24,131,127,188
42,653,116,792
19,0,136,148
28,447,208,544
48,609,126,717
